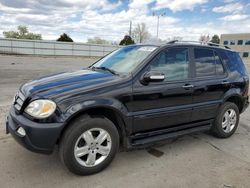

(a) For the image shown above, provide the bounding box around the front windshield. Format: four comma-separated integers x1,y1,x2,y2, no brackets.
92,45,158,73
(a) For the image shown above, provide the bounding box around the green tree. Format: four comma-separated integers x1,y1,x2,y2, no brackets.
210,34,220,44
3,25,42,40
119,35,135,45
57,33,73,42
87,37,109,44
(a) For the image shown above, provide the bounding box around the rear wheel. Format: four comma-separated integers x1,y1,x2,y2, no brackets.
211,102,239,138
59,115,119,175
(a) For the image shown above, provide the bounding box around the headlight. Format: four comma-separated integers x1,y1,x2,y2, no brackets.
25,100,56,119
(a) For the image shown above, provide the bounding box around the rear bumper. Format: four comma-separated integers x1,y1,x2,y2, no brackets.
241,96,249,113
6,106,64,154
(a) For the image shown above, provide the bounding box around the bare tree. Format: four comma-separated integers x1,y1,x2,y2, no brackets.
131,23,150,43
199,35,210,44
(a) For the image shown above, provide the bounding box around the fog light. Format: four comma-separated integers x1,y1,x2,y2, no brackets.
17,127,26,137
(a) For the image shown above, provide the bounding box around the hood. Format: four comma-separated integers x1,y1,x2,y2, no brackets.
20,69,122,99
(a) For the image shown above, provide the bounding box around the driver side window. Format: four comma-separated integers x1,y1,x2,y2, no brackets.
149,48,189,81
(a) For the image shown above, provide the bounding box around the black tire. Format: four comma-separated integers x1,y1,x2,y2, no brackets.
210,102,239,138
59,115,119,175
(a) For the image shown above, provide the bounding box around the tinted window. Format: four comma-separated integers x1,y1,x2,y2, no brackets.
225,51,247,76
149,48,189,81
238,40,243,45
230,40,236,45
214,51,225,75
243,52,249,58
229,40,235,45
194,48,216,77
223,41,228,45
245,40,250,45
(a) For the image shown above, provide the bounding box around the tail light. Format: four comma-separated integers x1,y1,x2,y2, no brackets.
243,77,249,97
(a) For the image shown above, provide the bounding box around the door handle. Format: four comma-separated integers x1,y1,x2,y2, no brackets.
182,84,194,89
221,80,229,84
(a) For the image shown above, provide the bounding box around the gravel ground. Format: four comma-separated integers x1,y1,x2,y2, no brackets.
0,55,250,188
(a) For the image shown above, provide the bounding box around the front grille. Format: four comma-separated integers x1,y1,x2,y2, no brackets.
13,91,25,111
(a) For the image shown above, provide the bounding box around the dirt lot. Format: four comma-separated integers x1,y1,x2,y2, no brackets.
0,55,250,188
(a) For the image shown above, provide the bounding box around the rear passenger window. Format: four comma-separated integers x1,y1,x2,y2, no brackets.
194,48,224,77
194,48,215,77
214,51,224,75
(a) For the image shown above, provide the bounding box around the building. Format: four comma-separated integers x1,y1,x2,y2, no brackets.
220,33,250,64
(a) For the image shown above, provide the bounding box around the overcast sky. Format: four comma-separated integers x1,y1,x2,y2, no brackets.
0,0,249,42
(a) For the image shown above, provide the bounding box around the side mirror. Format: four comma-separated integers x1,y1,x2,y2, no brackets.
143,71,165,83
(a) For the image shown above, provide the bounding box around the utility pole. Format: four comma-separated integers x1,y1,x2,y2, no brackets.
129,21,132,36
153,12,166,40
156,16,160,39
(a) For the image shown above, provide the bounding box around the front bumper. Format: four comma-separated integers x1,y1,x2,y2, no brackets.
6,106,64,154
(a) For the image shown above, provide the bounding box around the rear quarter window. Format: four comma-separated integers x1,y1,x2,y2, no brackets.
224,50,247,76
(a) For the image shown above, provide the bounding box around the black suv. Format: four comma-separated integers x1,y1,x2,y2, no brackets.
6,41,249,175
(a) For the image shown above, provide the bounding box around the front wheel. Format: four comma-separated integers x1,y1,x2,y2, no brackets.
211,102,239,138
59,115,119,175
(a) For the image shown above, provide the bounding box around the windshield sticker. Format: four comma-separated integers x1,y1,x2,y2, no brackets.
138,46,157,52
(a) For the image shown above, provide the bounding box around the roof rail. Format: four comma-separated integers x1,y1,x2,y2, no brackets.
167,40,178,44
166,40,230,49
207,42,231,49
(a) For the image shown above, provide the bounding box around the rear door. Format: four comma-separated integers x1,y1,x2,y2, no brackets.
191,47,230,122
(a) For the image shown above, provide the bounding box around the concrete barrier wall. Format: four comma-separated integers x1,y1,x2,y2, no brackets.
0,38,120,57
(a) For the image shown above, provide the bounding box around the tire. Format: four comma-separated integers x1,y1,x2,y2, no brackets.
211,102,239,138
59,115,119,175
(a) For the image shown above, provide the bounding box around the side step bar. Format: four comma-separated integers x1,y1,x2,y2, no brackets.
131,124,211,146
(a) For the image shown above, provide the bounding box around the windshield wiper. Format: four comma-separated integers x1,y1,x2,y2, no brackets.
92,66,118,75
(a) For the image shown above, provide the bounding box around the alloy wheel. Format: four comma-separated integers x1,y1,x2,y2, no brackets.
222,109,237,133
74,128,112,167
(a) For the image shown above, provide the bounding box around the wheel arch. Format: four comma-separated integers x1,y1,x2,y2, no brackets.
58,104,130,148
223,90,244,113
224,95,244,113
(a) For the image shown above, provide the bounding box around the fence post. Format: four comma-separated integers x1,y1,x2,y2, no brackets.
54,42,55,56
33,41,35,55
11,39,13,54
89,44,91,57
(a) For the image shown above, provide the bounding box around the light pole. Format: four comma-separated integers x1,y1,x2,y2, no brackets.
153,12,166,40
129,21,132,36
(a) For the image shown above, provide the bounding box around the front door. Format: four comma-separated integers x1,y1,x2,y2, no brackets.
128,47,194,133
